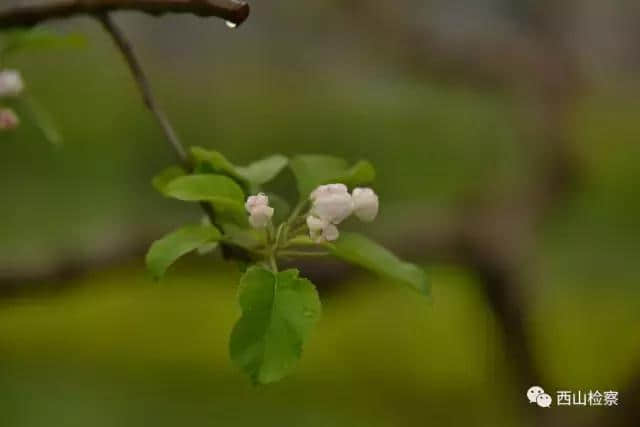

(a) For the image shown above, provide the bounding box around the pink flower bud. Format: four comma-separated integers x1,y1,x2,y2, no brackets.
245,193,269,213
0,108,19,131
249,204,274,228
245,193,274,228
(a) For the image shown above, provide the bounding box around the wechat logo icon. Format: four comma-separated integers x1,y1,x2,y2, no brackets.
527,386,552,408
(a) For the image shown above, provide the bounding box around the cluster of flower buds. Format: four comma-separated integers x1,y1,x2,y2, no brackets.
0,69,24,132
306,184,379,242
245,193,274,228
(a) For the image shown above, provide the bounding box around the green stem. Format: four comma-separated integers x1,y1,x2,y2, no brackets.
287,200,308,225
274,223,286,248
277,250,329,258
20,95,62,147
269,253,278,273
265,224,273,245
290,224,308,237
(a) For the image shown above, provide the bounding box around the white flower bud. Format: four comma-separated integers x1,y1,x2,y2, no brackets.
306,215,325,242
352,187,379,222
245,193,269,213
0,108,19,131
306,215,325,232
310,183,348,201
310,183,353,224
0,70,24,97
306,215,340,242
249,204,274,229
245,193,274,229
322,223,340,241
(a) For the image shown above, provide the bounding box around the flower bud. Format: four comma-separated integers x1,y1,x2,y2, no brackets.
246,193,273,229
0,70,24,97
310,183,348,201
245,193,269,213
310,183,353,224
248,204,274,229
0,108,19,131
322,223,340,241
352,187,379,222
306,215,325,242
306,215,340,242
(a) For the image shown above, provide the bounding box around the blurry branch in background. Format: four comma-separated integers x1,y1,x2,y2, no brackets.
339,0,583,415
588,369,640,427
0,230,159,297
0,0,250,29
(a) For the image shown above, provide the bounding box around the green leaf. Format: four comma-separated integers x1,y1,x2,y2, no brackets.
230,267,322,384
191,147,288,188
221,223,265,250
236,155,289,185
289,155,375,198
152,165,186,194
327,232,429,295
337,160,376,188
191,147,241,181
146,225,221,279
265,193,291,224
164,174,247,225
1,29,86,57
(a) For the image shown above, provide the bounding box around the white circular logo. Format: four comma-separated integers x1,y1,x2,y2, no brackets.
527,386,545,403
536,393,552,408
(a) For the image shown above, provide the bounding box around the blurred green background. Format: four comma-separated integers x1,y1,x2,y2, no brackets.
1,1,639,426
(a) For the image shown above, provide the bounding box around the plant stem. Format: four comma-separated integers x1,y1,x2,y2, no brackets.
289,224,308,237
97,13,189,167
269,253,278,273
97,12,225,234
274,223,285,248
287,200,308,226
277,250,329,258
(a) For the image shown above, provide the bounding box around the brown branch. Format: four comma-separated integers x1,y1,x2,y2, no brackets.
0,0,250,29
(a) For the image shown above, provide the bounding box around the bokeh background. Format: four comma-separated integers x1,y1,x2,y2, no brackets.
1,1,639,426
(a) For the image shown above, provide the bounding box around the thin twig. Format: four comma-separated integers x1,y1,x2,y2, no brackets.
97,13,189,166
97,12,243,259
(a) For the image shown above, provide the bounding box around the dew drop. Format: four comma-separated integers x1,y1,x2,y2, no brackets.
225,21,238,29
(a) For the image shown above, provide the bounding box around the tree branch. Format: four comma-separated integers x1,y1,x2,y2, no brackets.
0,0,250,29
97,12,251,261
98,12,189,165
